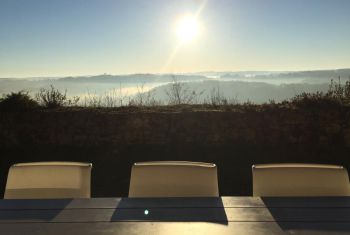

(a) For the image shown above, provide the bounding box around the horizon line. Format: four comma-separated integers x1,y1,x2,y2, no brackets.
1,67,350,79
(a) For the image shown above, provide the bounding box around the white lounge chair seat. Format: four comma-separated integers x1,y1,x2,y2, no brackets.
4,161,92,199
252,163,350,196
129,161,219,197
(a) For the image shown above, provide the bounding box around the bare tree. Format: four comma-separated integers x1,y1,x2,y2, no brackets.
165,76,204,105
129,84,161,106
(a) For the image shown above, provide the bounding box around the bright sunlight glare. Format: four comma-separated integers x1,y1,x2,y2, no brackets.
176,15,199,43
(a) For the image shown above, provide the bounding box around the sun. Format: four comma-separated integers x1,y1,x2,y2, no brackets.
176,15,199,43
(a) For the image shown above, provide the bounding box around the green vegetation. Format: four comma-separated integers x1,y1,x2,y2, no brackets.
290,78,350,108
35,85,80,108
0,91,39,111
1,78,350,111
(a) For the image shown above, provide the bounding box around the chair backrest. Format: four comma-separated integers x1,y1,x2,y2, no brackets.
129,161,219,197
252,163,350,196
4,162,92,199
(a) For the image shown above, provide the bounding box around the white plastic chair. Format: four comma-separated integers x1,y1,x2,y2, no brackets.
4,162,92,199
129,161,219,197
252,163,350,196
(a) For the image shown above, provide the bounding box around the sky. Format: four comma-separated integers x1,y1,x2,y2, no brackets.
0,0,350,77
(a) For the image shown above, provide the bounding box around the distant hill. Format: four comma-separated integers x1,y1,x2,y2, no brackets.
57,74,207,83
220,69,350,82
1,68,350,83
151,80,330,104
1,69,349,103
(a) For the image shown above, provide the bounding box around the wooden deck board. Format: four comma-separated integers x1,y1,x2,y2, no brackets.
1,222,350,235
1,197,350,234
1,197,350,210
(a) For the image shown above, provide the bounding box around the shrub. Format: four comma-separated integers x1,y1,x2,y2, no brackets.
83,91,102,107
0,91,39,111
326,77,350,104
103,85,129,107
208,87,228,106
290,91,341,108
36,85,79,108
128,85,161,106
289,77,350,108
165,77,204,105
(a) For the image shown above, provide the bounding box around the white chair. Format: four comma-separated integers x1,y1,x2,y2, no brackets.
129,161,219,197
4,162,92,199
252,163,350,196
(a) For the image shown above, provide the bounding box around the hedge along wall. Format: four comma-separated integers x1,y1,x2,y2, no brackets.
1,107,350,147
0,107,350,197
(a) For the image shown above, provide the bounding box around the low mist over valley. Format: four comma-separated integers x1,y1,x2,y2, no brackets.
1,69,350,104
